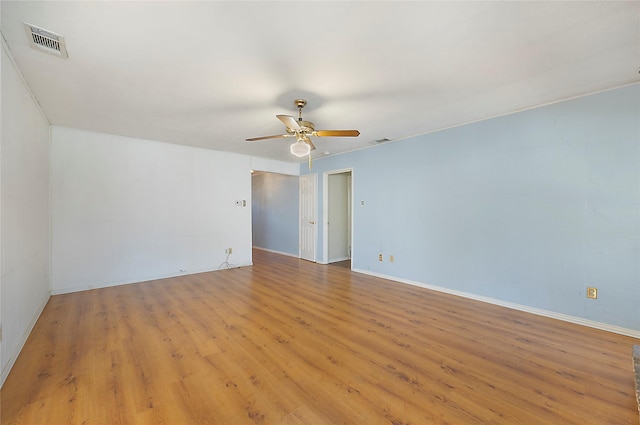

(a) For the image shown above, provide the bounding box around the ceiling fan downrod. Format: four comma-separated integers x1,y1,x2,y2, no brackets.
295,99,307,122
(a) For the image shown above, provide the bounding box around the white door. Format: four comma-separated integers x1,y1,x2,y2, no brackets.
299,174,317,261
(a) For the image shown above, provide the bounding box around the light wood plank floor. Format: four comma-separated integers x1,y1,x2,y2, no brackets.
2,249,639,424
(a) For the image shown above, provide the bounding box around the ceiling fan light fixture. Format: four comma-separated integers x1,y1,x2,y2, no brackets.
290,141,311,157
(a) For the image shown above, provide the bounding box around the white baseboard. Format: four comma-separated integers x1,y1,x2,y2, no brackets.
1,294,50,388
329,256,350,263
50,263,253,296
352,268,640,339
252,246,299,258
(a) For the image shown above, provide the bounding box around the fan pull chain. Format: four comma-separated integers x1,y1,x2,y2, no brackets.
308,154,312,169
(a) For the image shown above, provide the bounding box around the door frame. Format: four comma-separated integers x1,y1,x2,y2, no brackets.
322,168,354,266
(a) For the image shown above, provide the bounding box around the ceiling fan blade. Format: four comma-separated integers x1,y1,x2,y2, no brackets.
277,115,300,130
245,134,289,142
315,130,360,137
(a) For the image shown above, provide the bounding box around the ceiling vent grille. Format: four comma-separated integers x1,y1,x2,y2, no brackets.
23,23,68,59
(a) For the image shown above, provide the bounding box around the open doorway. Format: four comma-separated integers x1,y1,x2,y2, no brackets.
251,171,299,258
324,169,353,266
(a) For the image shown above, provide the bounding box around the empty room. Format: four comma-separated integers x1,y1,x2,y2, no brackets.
1,2,639,424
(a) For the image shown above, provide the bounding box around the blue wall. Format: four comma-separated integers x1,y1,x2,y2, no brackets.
302,84,640,330
252,172,299,256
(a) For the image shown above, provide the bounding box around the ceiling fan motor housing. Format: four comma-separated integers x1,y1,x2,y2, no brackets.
298,121,315,132
285,120,315,135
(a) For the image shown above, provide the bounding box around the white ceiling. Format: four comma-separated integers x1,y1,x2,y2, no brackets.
2,1,639,163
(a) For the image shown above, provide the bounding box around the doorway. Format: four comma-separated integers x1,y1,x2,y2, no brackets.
324,169,353,265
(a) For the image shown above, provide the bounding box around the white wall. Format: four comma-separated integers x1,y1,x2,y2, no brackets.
250,156,299,176
51,127,252,293
1,43,51,385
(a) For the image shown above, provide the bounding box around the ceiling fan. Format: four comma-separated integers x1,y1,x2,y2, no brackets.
246,99,360,161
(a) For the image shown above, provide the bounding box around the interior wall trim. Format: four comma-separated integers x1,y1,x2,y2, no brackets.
49,263,253,296
353,268,640,339
252,246,299,259
1,295,50,388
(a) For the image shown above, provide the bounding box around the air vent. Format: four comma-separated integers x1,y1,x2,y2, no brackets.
23,23,68,59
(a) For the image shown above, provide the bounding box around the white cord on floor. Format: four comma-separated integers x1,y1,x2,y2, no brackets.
218,252,237,270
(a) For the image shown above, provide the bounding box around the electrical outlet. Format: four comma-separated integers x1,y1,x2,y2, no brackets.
586,287,598,299
226,247,233,254
389,255,394,263
378,254,383,262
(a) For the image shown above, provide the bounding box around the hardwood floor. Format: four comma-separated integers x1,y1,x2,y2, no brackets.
2,249,639,424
